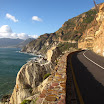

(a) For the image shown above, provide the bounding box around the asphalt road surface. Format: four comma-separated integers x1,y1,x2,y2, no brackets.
71,50,104,104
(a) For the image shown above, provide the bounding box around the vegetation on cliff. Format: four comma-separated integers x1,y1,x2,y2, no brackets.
22,8,97,54
57,9,97,41
58,42,77,52
78,3,104,56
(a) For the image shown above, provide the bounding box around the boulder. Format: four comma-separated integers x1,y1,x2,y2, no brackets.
46,46,62,63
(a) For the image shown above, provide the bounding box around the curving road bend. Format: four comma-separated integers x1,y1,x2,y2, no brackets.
71,50,104,104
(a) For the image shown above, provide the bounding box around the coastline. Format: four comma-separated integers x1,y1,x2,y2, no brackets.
7,46,62,103
0,48,37,102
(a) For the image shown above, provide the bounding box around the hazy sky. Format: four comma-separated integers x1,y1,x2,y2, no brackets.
0,0,103,39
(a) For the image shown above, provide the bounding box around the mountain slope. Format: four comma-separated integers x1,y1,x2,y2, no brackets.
22,5,100,55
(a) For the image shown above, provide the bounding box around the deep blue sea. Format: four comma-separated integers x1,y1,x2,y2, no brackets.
0,48,35,99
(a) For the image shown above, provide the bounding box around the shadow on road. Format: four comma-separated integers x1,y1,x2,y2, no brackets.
66,51,104,104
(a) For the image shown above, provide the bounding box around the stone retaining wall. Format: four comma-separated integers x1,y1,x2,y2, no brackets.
31,53,69,104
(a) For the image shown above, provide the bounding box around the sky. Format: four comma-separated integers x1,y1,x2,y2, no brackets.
0,0,103,40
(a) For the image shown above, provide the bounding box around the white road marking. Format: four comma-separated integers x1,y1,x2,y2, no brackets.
83,51,104,70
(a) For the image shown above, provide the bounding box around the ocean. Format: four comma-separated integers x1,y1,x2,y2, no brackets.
0,48,35,99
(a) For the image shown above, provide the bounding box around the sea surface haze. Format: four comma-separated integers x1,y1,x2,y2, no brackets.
0,48,35,99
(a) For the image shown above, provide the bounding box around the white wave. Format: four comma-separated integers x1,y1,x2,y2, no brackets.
17,51,36,56
30,57,37,60
26,57,38,63
16,51,20,53
16,50,43,58
16,50,44,64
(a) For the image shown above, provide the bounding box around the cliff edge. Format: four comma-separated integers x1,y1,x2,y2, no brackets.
6,46,61,104
9,60,53,104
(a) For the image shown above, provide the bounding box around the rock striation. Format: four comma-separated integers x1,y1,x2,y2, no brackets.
78,3,104,56
19,52,69,104
9,59,54,104
46,46,62,62
7,49,68,104
32,53,68,104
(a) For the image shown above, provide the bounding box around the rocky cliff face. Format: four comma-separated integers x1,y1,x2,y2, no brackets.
23,52,68,104
9,59,54,104
93,3,104,55
9,52,68,104
46,46,62,62
21,33,58,56
78,3,104,56
8,44,62,104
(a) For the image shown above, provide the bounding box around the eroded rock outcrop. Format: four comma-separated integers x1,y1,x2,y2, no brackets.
19,52,69,104
3,42,63,104
93,3,104,55
9,59,53,104
47,46,62,62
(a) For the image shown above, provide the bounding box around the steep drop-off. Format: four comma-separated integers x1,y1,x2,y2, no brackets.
7,47,62,104
9,59,54,104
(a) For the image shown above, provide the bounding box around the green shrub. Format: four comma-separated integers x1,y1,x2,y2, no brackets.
21,100,31,104
83,16,95,23
85,9,97,16
58,42,78,52
43,73,51,80
83,10,97,23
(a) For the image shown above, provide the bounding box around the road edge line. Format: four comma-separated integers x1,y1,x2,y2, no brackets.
83,51,104,70
70,54,85,104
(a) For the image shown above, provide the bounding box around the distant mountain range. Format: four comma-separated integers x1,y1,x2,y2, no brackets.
0,38,34,48
16,38,35,48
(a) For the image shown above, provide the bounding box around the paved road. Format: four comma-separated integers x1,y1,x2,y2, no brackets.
71,50,104,104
